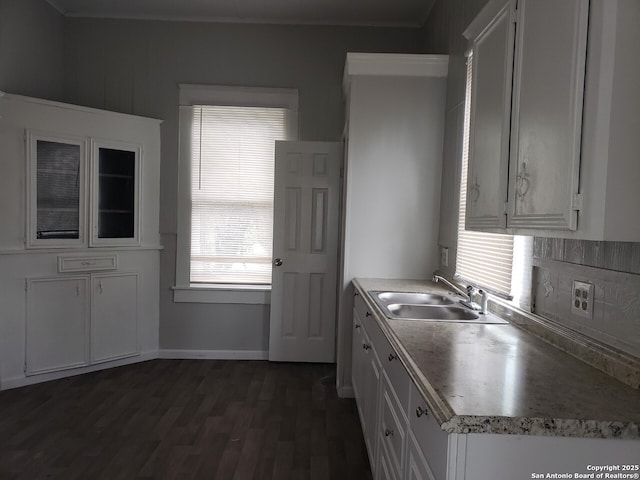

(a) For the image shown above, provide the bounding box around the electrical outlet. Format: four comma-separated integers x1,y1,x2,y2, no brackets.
571,280,594,319
441,247,449,267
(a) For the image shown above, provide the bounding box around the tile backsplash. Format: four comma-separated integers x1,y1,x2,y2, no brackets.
533,238,640,358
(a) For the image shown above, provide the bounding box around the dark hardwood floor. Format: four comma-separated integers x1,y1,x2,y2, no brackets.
0,360,372,480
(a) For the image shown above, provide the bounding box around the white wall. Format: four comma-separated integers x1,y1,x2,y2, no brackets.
0,0,65,100
62,18,421,353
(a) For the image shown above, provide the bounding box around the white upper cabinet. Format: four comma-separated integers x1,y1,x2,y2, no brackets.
464,0,640,241
27,134,141,248
0,93,161,250
465,0,515,230
508,0,588,231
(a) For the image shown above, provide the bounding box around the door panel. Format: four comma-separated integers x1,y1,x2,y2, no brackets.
508,0,588,230
26,276,90,374
466,0,515,230
269,141,342,362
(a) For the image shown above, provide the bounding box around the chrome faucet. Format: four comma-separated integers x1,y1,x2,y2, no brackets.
432,274,471,302
432,274,485,312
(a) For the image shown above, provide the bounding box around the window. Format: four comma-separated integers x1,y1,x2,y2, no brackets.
456,53,532,307
175,85,298,302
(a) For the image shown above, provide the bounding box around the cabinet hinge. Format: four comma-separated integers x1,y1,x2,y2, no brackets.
572,193,583,211
24,361,27,373
503,201,509,215
24,279,28,292
512,2,519,23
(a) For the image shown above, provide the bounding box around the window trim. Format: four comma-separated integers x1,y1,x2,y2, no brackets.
174,84,298,304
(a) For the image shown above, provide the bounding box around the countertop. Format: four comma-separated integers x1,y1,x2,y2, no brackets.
353,278,640,439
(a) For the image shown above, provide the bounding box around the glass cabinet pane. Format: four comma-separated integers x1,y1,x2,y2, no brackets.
97,147,136,239
35,139,82,240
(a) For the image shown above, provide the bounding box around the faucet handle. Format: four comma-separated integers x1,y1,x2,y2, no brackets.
466,285,476,297
479,289,489,314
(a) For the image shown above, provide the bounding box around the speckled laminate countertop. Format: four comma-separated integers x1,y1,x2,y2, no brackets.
353,278,640,440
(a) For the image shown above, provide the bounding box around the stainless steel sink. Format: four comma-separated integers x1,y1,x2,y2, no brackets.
386,304,481,321
371,291,454,307
368,290,508,324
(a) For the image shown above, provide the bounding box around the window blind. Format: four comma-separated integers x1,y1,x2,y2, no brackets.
456,52,515,296
190,105,289,284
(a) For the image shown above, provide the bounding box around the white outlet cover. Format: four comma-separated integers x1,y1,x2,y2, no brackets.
441,247,449,267
571,280,594,319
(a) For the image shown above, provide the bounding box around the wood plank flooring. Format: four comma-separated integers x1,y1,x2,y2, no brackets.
0,360,372,480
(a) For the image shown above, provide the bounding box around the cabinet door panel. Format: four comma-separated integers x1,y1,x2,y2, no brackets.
91,273,139,363
27,132,87,248
407,431,437,480
26,277,89,374
466,0,514,229
508,0,588,230
91,140,141,246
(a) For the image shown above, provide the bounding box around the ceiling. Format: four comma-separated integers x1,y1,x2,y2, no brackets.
46,0,436,28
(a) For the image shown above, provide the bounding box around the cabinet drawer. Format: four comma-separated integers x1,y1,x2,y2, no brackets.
58,254,118,273
409,382,448,480
380,372,407,478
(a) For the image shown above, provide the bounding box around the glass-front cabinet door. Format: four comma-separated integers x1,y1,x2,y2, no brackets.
27,132,87,248
91,140,140,246
27,132,141,248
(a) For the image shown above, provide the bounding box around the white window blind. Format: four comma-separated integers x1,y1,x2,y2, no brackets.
456,52,515,297
190,105,289,284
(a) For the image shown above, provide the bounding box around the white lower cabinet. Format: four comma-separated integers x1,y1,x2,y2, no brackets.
26,272,139,375
351,289,640,480
26,276,90,375
406,430,436,480
91,273,138,363
352,293,381,474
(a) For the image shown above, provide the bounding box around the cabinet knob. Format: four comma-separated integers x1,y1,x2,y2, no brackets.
354,291,359,297
362,343,371,351
273,258,283,267
416,406,428,418
384,428,394,437
388,353,398,362
355,324,361,329
365,312,372,317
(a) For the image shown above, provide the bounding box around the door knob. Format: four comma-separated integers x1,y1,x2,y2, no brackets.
273,258,283,267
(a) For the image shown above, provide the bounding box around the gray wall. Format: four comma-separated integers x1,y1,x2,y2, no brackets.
0,0,65,100
62,18,421,352
422,0,640,355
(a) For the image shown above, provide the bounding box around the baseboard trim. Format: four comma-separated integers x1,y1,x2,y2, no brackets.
338,385,355,398
0,351,159,391
158,349,269,360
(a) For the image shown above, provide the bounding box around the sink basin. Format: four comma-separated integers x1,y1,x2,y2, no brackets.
387,304,480,321
371,291,454,306
382,304,509,324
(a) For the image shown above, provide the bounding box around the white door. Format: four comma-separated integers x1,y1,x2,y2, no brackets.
466,0,515,230
91,273,139,363
26,276,90,375
507,0,588,231
269,141,342,362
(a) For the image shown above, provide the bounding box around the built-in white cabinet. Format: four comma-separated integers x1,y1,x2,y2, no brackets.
27,131,141,248
26,272,139,375
464,0,640,240
0,93,160,390
338,53,449,396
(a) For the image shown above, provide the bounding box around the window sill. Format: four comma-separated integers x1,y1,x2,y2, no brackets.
172,284,271,304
